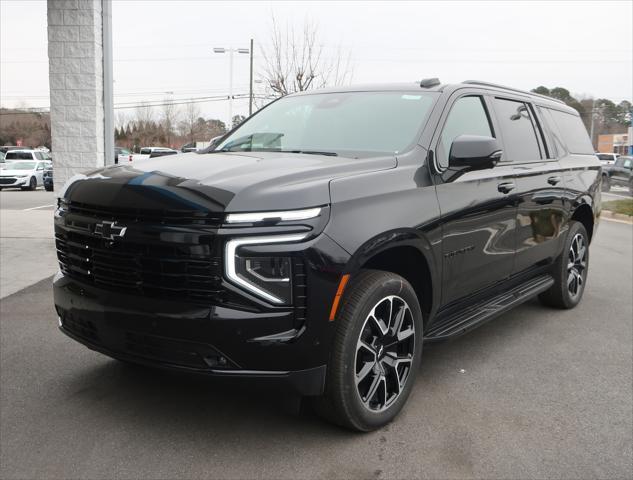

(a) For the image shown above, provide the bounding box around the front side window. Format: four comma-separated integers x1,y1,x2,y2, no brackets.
437,96,493,168
492,98,542,162
216,91,438,157
623,158,633,169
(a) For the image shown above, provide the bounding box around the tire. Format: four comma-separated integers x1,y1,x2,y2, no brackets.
313,270,423,431
601,174,610,192
539,221,589,309
45,185,54,192
629,180,632,196
22,177,36,191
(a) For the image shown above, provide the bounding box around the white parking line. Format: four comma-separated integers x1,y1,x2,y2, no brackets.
23,204,55,211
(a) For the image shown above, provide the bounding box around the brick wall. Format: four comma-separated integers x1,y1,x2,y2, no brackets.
47,0,105,189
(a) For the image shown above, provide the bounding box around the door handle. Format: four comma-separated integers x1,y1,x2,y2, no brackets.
497,182,515,194
547,176,562,186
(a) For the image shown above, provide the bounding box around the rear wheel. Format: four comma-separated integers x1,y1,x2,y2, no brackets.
539,221,589,309
601,174,610,192
313,270,423,431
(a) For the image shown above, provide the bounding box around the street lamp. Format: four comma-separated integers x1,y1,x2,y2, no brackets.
213,45,251,128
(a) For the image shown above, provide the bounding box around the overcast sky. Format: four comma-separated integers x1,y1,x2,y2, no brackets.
1,0,631,125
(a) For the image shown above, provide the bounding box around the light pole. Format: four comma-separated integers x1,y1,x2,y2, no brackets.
214,46,250,129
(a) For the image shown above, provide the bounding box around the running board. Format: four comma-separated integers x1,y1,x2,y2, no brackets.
424,274,554,342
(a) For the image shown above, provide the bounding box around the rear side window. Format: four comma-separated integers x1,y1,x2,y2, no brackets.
546,109,593,155
492,98,542,162
437,96,493,168
140,148,151,154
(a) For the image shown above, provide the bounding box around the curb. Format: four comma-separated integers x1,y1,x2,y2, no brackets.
601,209,633,224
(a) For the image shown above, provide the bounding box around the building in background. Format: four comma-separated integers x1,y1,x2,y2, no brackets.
597,132,631,155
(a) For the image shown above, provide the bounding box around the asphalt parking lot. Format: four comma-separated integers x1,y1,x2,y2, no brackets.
0,192,631,478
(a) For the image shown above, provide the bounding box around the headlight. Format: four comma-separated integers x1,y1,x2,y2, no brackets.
225,234,306,304
225,207,321,224
57,198,68,212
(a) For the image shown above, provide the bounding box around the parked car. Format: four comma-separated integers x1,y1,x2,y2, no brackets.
0,159,48,190
596,153,619,165
115,147,132,164
54,80,600,431
43,165,54,191
180,143,198,153
602,155,633,194
4,149,52,162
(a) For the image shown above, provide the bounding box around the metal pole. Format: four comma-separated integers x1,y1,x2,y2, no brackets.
249,39,254,116
589,100,596,150
229,47,234,129
102,0,114,166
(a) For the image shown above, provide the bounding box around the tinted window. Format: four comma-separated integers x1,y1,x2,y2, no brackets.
493,98,542,162
140,148,151,154
547,109,593,154
437,96,492,167
5,151,34,160
597,154,615,161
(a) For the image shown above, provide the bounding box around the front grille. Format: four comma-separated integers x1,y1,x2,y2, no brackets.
55,229,224,303
0,177,16,185
67,201,225,227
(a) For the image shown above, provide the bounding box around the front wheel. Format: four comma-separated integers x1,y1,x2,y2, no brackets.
539,221,589,309
314,270,423,431
22,177,37,191
601,174,611,192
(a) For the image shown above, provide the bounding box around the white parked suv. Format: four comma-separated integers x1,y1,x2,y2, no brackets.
0,158,50,190
596,153,619,165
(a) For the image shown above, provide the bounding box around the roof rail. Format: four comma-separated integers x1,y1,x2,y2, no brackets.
462,80,566,105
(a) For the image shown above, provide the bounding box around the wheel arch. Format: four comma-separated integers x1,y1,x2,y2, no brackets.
570,202,595,243
344,229,438,321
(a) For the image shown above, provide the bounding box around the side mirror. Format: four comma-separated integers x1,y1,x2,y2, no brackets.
449,135,503,171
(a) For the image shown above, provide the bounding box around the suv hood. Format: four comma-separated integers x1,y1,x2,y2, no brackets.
61,151,396,213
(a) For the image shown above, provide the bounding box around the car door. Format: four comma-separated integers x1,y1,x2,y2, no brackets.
487,97,568,274
432,92,517,306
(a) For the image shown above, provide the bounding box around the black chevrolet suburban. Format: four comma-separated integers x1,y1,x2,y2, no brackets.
53,80,600,431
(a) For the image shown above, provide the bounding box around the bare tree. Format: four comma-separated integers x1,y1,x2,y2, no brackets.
161,97,179,147
179,100,202,144
135,102,154,128
260,16,353,97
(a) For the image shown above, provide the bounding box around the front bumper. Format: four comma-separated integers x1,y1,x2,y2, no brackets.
53,230,349,396
0,177,27,187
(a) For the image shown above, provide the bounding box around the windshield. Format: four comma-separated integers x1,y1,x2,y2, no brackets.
5,151,34,160
4,161,36,170
216,91,438,157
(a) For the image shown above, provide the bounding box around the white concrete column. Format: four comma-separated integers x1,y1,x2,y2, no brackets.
47,0,107,190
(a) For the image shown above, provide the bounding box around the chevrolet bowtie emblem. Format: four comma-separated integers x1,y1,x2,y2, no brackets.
94,221,127,240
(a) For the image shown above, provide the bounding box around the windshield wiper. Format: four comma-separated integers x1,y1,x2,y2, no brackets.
264,149,339,157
